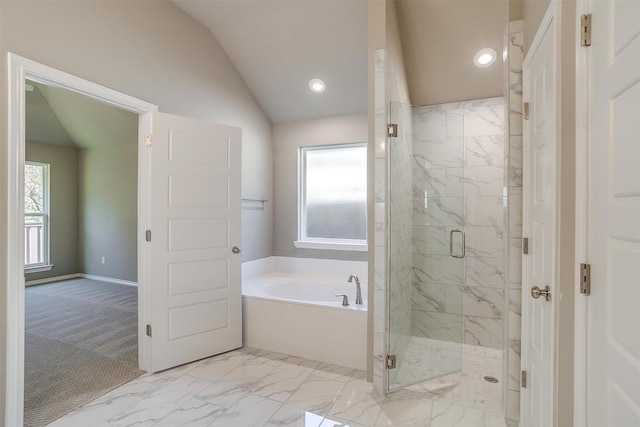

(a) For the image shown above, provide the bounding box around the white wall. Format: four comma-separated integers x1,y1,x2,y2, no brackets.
0,1,273,420
273,113,368,261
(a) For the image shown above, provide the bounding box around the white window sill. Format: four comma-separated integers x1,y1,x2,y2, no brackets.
294,241,368,252
25,264,54,274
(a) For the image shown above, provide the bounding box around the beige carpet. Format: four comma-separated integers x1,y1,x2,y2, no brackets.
25,278,144,427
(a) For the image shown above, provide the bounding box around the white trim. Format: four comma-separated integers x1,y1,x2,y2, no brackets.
25,273,82,287
297,142,368,245
5,52,157,427
573,0,590,425
24,264,54,274
80,274,138,287
24,161,50,267
293,240,368,252
25,273,138,287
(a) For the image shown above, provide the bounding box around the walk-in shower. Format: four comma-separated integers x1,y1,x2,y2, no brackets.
387,97,507,413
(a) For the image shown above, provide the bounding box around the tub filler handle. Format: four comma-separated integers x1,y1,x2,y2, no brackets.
335,294,350,306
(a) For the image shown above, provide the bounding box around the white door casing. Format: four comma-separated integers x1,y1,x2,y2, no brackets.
5,54,243,424
521,5,558,426
5,53,156,427
575,0,640,425
149,112,242,372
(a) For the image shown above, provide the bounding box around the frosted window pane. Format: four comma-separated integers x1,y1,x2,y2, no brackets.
303,145,367,240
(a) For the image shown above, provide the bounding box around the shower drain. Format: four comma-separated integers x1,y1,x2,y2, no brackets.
483,375,499,384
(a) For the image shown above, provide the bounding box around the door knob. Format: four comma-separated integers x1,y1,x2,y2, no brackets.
531,285,551,302
232,246,241,254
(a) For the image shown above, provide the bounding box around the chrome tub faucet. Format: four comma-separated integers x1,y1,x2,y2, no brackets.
348,274,363,305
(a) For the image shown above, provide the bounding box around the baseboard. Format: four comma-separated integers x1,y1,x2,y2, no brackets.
25,273,82,287
80,274,138,287
25,273,138,287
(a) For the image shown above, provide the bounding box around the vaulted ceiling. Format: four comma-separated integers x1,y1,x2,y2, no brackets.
26,1,510,137
174,0,508,123
26,81,138,149
174,0,369,124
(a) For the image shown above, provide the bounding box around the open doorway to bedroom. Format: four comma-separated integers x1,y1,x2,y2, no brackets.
22,79,143,426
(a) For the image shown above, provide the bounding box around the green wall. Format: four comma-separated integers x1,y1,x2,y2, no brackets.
79,144,138,282
25,141,138,283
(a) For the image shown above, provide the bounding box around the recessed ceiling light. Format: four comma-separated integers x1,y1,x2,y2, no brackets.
474,48,497,68
309,78,326,93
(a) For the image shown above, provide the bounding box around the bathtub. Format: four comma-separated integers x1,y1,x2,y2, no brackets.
242,257,368,370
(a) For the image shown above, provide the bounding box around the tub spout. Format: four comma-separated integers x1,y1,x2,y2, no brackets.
335,294,349,306
348,274,363,305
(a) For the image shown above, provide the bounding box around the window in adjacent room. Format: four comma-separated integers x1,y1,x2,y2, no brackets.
296,143,367,251
24,162,51,271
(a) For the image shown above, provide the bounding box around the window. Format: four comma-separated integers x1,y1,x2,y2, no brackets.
296,143,367,251
25,162,51,271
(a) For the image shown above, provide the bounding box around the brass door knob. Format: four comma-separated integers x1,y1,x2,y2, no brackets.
232,246,241,254
531,285,551,302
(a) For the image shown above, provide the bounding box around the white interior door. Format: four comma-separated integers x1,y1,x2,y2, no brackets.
149,112,242,372
521,9,556,427
584,0,640,425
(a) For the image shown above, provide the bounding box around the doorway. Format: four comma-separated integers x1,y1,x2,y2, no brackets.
520,4,560,425
7,53,244,427
23,78,143,426
6,53,156,427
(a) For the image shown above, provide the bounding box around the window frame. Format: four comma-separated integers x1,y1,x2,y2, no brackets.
24,161,52,272
295,142,368,251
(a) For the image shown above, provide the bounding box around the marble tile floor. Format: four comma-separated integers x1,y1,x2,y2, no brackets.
390,337,462,389
397,340,503,415
47,347,506,427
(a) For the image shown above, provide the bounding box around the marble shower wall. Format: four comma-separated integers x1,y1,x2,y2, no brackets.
411,97,506,351
388,101,414,386
504,20,524,425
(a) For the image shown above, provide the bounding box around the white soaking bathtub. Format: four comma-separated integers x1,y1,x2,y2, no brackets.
242,257,368,370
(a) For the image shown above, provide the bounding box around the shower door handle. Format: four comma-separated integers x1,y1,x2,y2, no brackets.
449,229,465,259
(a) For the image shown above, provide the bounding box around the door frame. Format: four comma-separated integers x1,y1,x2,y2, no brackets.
520,2,561,425
573,0,589,425
5,53,157,426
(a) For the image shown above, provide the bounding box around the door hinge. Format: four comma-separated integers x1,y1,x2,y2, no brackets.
388,123,398,138
580,263,591,295
146,324,152,337
521,370,527,388
523,102,530,120
581,14,592,47
522,237,529,255
145,134,152,147
145,230,151,242
386,354,397,369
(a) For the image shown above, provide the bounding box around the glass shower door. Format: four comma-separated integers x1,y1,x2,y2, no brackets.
388,101,465,390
